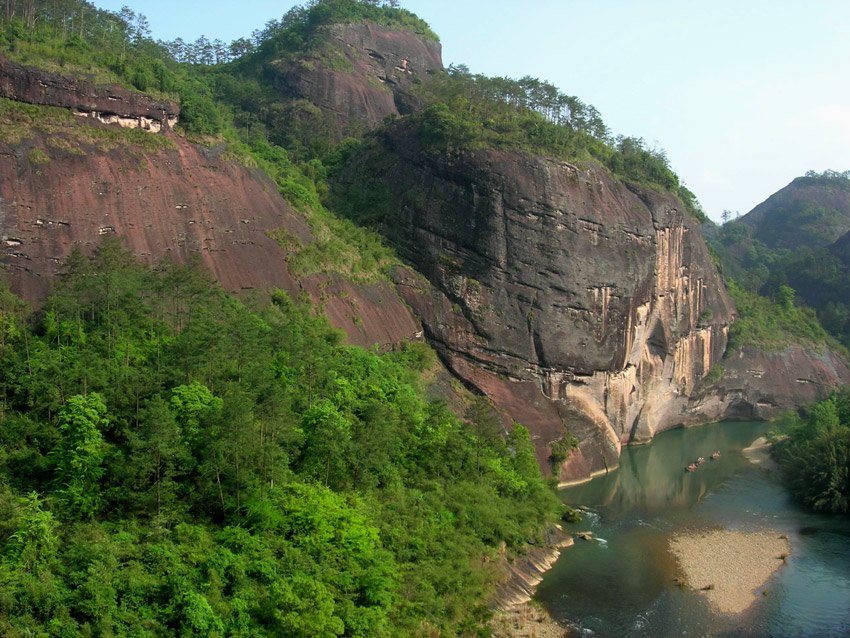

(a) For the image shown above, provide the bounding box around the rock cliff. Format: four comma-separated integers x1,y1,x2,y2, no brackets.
690,343,850,421
3,31,848,483
0,56,178,132
270,21,442,136
0,71,420,350
333,124,736,477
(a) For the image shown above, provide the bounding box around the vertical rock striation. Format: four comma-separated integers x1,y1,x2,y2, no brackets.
335,127,735,478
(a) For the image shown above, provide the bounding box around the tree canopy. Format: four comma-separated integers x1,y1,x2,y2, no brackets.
0,244,559,636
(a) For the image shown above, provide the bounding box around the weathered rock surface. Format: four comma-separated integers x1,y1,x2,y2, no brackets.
335,125,736,477
4,38,848,484
0,117,420,349
491,525,574,610
270,21,442,136
0,56,179,131
690,343,850,421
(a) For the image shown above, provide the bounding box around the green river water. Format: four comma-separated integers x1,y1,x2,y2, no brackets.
536,421,850,637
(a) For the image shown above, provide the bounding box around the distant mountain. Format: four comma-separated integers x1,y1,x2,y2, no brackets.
829,228,850,267
738,170,850,250
709,170,850,348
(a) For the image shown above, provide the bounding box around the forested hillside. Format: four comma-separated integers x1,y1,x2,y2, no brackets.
2,0,850,633
0,240,559,636
708,170,850,351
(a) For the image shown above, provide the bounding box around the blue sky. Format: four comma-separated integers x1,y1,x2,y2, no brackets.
96,1,850,222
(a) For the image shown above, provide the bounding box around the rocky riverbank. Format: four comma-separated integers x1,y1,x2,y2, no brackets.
488,525,575,636
491,526,574,609
490,603,570,637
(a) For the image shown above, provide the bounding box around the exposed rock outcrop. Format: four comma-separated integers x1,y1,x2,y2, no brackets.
3,33,848,485
270,21,442,137
0,56,179,131
491,526,574,610
334,125,735,478
690,343,850,421
0,113,421,349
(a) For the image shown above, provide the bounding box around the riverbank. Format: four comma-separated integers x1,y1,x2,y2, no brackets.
557,466,617,488
742,436,780,471
669,528,790,615
490,602,569,637
492,526,575,609
489,525,575,636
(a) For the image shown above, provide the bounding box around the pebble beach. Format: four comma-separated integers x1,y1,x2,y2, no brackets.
669,528,790,615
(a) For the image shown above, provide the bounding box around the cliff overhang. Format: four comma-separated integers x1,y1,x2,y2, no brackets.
0,56,179,132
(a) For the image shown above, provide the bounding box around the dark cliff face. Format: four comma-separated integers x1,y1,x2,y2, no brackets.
270,22,442,136
334,125,736,475
0,56,178,131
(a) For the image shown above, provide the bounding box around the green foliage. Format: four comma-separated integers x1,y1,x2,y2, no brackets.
0,1,182,100
52,393,108,519
399,66,693,203
797,169,850,189
549,430,579,467
703,363,724,385
560,505,582,524
250,0,438,55
5,492,57,572
0,244,560,635
170,382,222,445
774,390,850,514
724,281,845,356
178,90,222,135
26,147,50,165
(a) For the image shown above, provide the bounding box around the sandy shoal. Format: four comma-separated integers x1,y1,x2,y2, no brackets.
669,528,790,615
742,436,780,471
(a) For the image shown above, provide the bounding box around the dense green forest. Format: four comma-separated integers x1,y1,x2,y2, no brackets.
0,240,560,636
771,388,850,515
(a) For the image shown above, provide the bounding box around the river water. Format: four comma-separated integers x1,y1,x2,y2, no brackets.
536,421,850,637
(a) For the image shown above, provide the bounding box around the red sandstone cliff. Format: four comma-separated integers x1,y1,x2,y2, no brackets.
0,97,420,350
2,37,848,483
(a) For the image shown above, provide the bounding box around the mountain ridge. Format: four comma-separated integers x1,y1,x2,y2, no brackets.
1,3,848,483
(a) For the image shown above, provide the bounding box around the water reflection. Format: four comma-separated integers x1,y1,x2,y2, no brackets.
536,421,850,638
564,422,769,515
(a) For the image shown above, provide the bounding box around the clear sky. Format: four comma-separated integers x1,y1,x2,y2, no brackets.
94,0,850,222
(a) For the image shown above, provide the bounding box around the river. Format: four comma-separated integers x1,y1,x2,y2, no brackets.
535,421,850,637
